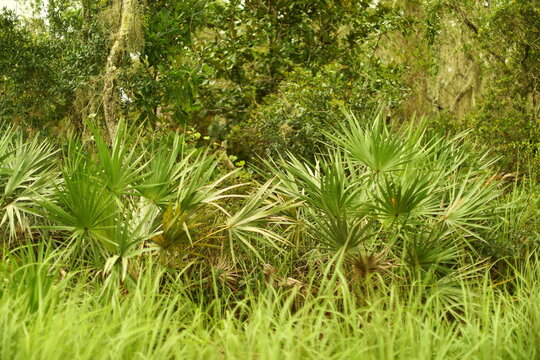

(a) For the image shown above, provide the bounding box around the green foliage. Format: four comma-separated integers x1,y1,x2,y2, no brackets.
0,4,107,128
0,125,57,240
0,2,539,358
196,0,407,140
2,0,538,172
0,9,63,124
1,241,63,314
423,0,540,172
231,62,405,159
12,122,291,282
461,89,540,172
127,0,209,126
265,110,503,281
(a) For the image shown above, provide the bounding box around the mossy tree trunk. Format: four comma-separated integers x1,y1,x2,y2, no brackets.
102,0,138,141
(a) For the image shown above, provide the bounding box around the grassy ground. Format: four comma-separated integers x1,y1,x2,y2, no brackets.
1,248,539,360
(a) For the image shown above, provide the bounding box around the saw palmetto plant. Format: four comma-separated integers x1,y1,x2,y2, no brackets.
34,122,295,283
0,125,58,242
265,110,504,281
0,111,508,288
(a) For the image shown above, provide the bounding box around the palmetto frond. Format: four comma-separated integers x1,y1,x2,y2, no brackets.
263,109,503,278
0,125,58,241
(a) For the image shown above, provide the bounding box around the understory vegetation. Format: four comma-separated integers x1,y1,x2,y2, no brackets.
1,0,539,359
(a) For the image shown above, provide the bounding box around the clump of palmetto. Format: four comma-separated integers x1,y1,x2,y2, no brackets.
264,110,503,293
31,121,293,286
0,125,58,243
0,112,507,297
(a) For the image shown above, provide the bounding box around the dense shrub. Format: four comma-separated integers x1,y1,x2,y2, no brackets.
263,111,507,284
229,62,405,160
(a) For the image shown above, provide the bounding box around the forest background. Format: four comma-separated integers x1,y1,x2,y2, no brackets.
2,0,538,169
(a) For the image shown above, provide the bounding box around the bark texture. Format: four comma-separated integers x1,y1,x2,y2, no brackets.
102,0,138,140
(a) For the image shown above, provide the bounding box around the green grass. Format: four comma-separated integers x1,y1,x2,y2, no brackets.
1,246,539,360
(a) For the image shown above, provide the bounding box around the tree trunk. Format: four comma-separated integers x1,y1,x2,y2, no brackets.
102,0,137,141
